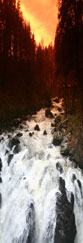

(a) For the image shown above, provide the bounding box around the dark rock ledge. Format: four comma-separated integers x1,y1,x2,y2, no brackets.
54,177,76,243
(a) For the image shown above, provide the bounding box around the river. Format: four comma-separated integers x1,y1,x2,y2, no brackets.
0,98,83,243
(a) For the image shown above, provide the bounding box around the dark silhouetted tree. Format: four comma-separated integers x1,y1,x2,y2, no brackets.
54,0,83,116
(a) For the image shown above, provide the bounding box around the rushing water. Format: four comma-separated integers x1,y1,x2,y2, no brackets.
0,98,83,243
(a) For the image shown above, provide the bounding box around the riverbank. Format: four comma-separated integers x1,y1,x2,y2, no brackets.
51,100,83,170
0,95,83,170
0,96,83,243
0,92,51,133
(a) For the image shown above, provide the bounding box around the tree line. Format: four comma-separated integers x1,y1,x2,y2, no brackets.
54,0,83,119
0,0,55,119
1,0,82,121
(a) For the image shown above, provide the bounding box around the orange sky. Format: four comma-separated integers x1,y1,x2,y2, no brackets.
20,0,58,46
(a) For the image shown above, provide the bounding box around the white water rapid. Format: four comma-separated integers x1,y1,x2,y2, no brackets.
0,98,83,243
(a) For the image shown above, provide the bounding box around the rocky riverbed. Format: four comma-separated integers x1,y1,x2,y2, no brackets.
0,97,83,243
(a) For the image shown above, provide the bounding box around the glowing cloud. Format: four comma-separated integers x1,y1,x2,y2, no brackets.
20,0,58,46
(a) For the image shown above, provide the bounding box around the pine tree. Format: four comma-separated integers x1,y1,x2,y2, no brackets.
54,0,83,115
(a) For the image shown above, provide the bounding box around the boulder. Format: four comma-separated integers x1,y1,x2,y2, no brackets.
54,177,76,243
8,154,13,165
0,136,4,142
45,109,54,118
0,192,2,208
77,179,82,190
57,107,62,112
26,202,35,243
8,137,20,149
5,150,9,155
34,124,40,131
29,132,34,137
16,132,23,137
54,97,59,103
0,158,2,171
19,124,23,129
8,134,11,139
43,130,47,135
13,144,21,154
77,179,82,196
0,177,2,183
53,131,63,146
60,140,70,157
51,123,55,127
56,162,63,173
72,174,76,183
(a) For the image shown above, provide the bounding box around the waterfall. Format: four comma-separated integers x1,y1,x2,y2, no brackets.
0,98,83,243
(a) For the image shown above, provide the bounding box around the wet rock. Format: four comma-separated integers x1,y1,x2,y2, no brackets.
0,192,2,208
69,156,78,168
29,132,33,137
54,97,59,103
29,132,34,137
0,177,2,183
73,162,78,168
5,149,9,155
53,127,57,133
60,140,70,157
8,154,13,165
8,137,20,149
54,115,62,126
71,192,74,207
77,179,82,196
16,132,23,137
57,107,62,112
19,124,23,129
59,177,66,194
8,134,11,139
77,179,81,189
0,136,4,142
56,162,63,173
52,131,63,146
51,123,55,127
61,112,64,116
43,130,47,135
54,177,76,243
72,174,76,183
26,202,35,243
13,144,21,154
34,124,40,131
26,129,29,132
45,109,54,118
0,158,2,171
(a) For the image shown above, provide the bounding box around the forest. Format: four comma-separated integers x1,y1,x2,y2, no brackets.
0,0,55,120
55,0,83,121
0,0,83,123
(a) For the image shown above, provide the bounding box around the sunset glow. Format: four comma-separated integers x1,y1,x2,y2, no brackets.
20,0,58,46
